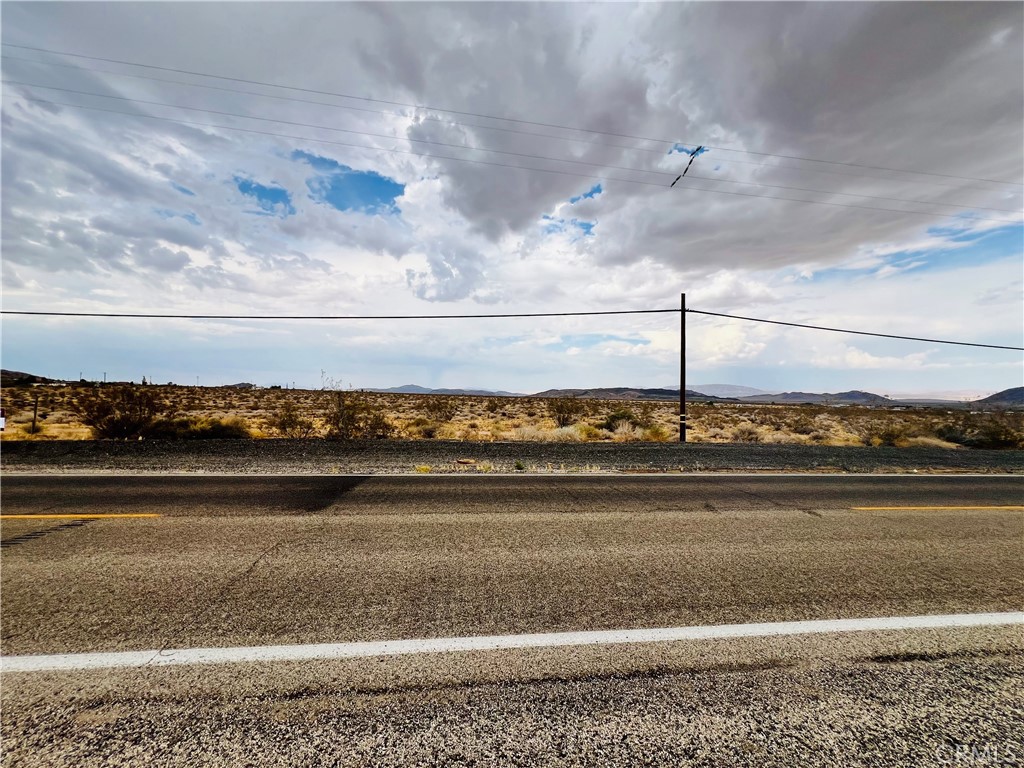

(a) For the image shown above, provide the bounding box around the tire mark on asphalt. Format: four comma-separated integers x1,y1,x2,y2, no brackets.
0,519,92,550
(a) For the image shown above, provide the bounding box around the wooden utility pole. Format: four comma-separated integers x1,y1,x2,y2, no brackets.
679,292,687,443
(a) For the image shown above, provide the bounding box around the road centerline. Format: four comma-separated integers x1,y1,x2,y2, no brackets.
850,506,1024,511
0,513,161,519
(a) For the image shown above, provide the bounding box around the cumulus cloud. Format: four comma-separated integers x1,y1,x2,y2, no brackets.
1,2,1021,391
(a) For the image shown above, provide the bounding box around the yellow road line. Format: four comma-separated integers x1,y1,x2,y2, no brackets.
0,514,161,519
852,506,1024,511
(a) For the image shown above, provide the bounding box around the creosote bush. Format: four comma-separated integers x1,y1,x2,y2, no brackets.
269,400,317,438
598,407,642,431
144,416,251,439
73,386,169,439
547,396,587,427
422,396,459,423
322,390,394,440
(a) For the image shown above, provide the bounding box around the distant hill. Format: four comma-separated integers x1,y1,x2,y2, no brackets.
738,390,891,405
688,384,777,399
533,387,725,402
368,385,523,397
975,387,1024,408
0,369,63,386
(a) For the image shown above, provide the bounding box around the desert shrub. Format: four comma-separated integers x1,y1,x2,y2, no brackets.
485,398,502,413
361,409,395,440
144,416,251,439
643,424,670,442
612,423,644,442
635,402,657,428
547,426,584,442
268,400,317,438
322,390,394,440
547,397,587,427
577,423,604,441
790,416,817,435
512,426,581,442
73,386,169,439
937,414,1022,449
904,436,960,449
871,424,909,447
599,407,641,431
405,416,438,439
422,396,458,422
730,423,762,443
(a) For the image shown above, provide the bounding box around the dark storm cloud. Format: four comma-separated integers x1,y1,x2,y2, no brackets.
2,1,1021,300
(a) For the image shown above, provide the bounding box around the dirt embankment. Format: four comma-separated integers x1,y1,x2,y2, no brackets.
2,439,1021,475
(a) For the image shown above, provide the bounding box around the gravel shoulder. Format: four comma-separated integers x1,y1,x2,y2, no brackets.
1,438,1021,474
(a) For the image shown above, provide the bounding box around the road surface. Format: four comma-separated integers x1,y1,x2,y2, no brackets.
2,475,1022,766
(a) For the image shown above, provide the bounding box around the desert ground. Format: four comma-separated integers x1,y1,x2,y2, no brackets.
1,384,1021,449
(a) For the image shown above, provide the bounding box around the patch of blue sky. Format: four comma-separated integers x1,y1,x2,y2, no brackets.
171,182,195,196
805,221,1022,282
541,214,566,235
575,219,595,236
569,183,602,203
291,150,404,213
668,144,710,157
154,208,201,226
234,176,295,218
543,334,648,352
540,215,595,237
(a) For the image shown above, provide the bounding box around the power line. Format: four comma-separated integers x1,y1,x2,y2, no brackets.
11,95,1020,225
5,53,1016,197
4,308,1021,350
2,80,676,180
3,308,676,320
686,310,1024,351
10,79,1018,216
4,41,1021,189
11,96,673,189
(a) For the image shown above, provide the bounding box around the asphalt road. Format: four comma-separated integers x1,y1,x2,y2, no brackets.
2,475,1022,767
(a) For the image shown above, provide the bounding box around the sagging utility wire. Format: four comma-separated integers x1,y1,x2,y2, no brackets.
3,307,1021,350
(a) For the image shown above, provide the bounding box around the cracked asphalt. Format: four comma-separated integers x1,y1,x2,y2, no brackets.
1,475,1022,766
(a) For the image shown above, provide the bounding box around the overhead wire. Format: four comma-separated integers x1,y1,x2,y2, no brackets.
3,307,1021,350
4,52,1017,196
4,41,1022,189
8,94,1020,225
7,79,1020,216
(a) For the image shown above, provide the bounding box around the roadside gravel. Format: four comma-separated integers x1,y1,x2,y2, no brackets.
2,439,1021,474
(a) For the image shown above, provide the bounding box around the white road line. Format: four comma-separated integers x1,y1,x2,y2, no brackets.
2,612,1021,673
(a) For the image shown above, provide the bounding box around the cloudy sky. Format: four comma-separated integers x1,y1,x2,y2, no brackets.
2,2,1022,396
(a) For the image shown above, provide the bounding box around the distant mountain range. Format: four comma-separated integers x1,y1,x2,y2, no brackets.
368,384,524,397
736,390,891,405
976,387,1024,408
533,387,725,401
2,370,1020,409
683,384,778,398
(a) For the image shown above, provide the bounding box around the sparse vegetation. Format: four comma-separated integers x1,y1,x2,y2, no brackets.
2,384,1021,448
547,396,587,427
322,390,394,440
269,400,317,438
144,416,252,440
72,386,169,439
421,395,459,423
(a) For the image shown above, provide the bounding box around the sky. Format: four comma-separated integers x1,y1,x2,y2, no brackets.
1,1,1022,397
